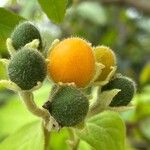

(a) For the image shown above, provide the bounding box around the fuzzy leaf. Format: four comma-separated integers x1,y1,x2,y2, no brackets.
0,121,44,150
0,83,50,137
77,111,126,150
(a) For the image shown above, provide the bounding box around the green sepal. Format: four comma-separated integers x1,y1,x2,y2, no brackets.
102,75,136,107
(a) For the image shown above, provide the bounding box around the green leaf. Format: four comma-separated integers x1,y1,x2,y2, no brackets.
136,101,150,120
49,128,70,150
0,61,8,80
38,0,67,23
140,63,150,85
0,83,51,137
77,111,126,150
134,86,150,120
0,8,24,55
0,95,37,137
78,140,92,150
0,121,45,150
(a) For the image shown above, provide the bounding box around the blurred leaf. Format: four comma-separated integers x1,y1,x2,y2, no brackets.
76,2,107,25
139,117,150,141
0,61,8,80
78,140,92,150
49,128,70,150
137,18,150,33
0,90,13,103
136,101,150,120
0,95,37,137
121,109,135,123
0,121,44,150
38,0,67,23
20,0,38,19
100,28,117,46
0,8,24,55
49,128,93,150
77,111,125,150
125,140,136,150
140,63,150,85
67,0,73,8
134,86,150,120
0,83,51,137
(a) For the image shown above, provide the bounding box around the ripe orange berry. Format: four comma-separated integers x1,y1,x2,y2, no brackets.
94,46,116,81
47,37,95,88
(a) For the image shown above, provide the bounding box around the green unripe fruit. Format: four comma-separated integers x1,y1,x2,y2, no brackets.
8,48,46,90
11,21,42,50
102,76,136,107
44,85,89,127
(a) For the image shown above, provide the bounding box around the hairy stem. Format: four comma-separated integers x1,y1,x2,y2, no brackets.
19,91,51,149
43,122,50,150
68,128,80,150
19,91,50,121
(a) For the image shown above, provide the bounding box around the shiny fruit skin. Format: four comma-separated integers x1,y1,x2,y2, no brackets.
47,38,95,88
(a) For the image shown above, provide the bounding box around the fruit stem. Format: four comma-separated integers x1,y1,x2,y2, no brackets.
0,80,21,91
68,128,80,150
19,91,50,122
43,122,50,150
20,91,52,149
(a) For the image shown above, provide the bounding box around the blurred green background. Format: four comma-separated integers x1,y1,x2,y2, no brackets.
0,0,150,150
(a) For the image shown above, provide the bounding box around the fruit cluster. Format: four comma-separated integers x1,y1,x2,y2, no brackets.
1,21,136,127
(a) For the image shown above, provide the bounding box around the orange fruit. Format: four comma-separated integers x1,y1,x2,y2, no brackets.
47,37,95,88
94,46,116,81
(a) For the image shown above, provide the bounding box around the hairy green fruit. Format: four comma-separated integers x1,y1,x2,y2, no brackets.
11,21,42,50
44,85,89,127
8,48,46,90
102,76,136,106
